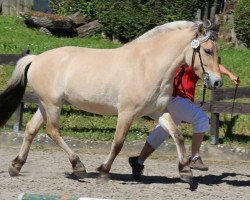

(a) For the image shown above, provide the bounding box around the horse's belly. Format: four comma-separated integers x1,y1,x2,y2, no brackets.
66,97,118,116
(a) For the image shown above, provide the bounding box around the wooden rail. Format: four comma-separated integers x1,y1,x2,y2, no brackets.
1,51,250,144
208,87,250,144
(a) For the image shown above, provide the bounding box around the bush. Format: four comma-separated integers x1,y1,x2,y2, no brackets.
49,0,96,21
234,0,250,48
95,0,205,42
50,0,205,42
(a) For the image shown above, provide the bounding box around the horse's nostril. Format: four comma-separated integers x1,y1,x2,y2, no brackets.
214,80,223,88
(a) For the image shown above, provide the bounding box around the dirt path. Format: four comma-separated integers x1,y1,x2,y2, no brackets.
0,144,249,200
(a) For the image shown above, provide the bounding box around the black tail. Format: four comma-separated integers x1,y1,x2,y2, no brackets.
0,63,31,127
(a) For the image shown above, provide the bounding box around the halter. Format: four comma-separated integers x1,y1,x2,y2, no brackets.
191,39,209,106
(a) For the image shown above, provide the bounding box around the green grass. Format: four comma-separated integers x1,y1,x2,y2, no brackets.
0,16,250,146
0,16,120,54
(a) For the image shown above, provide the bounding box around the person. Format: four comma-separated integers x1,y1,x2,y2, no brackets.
129,64,239,180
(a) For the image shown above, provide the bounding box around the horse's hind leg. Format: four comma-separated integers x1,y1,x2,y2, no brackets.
44,103,86,178
158,113,193,184
9,107,45,176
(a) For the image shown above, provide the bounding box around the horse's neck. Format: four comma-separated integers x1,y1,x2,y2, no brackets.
144,29,195,92
149,28,194,75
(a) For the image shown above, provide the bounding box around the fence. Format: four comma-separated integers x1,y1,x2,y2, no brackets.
1,50,250,144
1,0,33,16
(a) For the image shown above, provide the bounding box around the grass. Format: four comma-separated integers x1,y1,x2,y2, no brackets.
0,16,250,146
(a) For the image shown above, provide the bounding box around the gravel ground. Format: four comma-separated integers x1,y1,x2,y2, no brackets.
0,142,249,200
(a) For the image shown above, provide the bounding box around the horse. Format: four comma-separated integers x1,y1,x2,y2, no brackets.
0,20,222,183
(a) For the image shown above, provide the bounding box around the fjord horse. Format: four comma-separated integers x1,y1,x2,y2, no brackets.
0,21,222,182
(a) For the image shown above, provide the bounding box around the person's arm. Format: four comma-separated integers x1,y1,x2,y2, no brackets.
219,64,240,85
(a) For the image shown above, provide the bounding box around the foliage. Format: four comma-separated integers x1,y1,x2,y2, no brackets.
49,0,96,21
234,0,250,48
49,0,205,42
95,0,205,42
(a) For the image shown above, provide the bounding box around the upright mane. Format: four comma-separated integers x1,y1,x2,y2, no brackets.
134,20,219,42
135,21,196,41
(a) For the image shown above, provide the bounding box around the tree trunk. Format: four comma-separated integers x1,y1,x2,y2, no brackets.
20,12,74,29
203,1,209,21
210,0,218,22
76,20,101,38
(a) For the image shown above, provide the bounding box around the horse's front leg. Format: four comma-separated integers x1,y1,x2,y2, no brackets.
158,113,193,183
97,111,135,176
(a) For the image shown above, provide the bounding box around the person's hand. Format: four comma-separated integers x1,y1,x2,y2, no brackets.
229,74,240,85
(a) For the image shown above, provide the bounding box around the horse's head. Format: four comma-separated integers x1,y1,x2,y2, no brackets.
184,21,222,89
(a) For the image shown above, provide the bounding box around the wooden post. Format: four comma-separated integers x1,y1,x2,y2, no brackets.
210,112,220,145
13,103,24,132
13,49,29,132
210,87,220,145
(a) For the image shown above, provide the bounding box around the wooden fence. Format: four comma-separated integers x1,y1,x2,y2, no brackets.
1,0,33,16
199,87,250,144
1,50,250,144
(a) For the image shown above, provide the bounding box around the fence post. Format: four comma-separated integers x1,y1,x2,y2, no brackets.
210,112,219,144
210,89,219,145
13,49,29,132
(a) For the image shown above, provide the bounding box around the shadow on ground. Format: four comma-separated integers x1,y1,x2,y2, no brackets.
65,171,250,192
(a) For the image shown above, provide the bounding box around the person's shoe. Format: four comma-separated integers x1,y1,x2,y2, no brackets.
128,156,144,181
189,156,208,171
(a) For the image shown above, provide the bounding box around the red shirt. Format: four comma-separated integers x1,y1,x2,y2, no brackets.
172,66,198,102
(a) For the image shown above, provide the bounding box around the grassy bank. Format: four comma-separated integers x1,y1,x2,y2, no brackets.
0,16,249,146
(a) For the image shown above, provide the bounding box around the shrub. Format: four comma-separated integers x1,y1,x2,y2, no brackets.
49,0,96,21
234,0,250,48
95,0,205,42
50,0,205,42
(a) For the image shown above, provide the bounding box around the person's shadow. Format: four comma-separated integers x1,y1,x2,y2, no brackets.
65,171,250,191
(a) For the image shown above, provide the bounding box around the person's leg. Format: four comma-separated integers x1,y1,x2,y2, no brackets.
129,97,182,180
189,132,208,171
191,132,204,158
129,125,169,180
167,96,209,170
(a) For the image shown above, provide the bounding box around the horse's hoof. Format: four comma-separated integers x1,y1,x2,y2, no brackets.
73,161,87,178
8,165,20,177
178,161,193,184
96,164,110,174
180,174,193,184
73,167,87,179
96,164,110,183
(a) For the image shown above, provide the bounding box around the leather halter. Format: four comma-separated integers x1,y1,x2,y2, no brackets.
191,39,209,106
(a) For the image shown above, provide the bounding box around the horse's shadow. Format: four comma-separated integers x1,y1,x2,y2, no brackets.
65,171,250,191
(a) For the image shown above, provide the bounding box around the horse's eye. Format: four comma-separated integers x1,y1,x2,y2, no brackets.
204,49,213,55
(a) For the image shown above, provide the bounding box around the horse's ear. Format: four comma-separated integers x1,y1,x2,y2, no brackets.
196,21,205,36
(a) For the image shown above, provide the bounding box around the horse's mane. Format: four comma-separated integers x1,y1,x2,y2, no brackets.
135,21,196,41
134,20,219,42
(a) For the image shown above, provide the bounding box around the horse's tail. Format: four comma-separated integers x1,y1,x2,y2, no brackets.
0,55,36,127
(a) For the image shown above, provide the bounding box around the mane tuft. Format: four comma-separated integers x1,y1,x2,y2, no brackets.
135,21,195,41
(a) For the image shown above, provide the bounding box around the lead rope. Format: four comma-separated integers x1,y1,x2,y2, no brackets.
198,50,208,106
